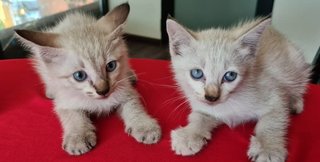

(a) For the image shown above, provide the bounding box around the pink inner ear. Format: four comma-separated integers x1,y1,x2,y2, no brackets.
166,19,190,41
108,24,124,41
96,3,130,33
240,19,271,47
166,19,195,55
15,29,65,64
167,20,194,43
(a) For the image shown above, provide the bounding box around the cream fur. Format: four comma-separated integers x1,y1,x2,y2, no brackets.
167,17,310,162
16,3,161,156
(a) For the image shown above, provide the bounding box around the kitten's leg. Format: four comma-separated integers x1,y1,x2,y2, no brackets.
171,111,221,156
248,108,289,162
117,92,161,144
127,69,137,85
55,109,96,155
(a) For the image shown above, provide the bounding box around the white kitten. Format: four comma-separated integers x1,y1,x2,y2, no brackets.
15,3,161,155
167,17,310,162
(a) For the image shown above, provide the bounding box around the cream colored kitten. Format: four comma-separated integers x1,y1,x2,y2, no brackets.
167,17,310,162
15,3,161,155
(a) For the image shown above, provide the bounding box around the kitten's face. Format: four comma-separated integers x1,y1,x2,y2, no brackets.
50,32,128,99
167,18,270,106
171,34,248,105
16,3,130,99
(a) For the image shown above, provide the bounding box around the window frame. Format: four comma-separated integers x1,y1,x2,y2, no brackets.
0,1,102,52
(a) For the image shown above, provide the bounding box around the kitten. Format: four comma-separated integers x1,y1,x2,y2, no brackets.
166,17,310,162
15,3,161,155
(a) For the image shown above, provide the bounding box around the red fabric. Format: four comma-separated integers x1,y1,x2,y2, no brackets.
0,58,319,162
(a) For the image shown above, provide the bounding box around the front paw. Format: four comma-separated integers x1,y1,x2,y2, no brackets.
62,130,96,156
126,118,161,144
248,136,287,162
171,127,209,156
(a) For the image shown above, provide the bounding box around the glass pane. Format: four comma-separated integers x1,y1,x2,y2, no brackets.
0,0,97,30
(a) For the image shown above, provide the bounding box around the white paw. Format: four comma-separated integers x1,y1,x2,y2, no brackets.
171,127,208,156
62,130,96,156
248,136,287,162
126,118,161,144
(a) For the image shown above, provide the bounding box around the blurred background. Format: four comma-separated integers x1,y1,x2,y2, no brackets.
0,0,319,69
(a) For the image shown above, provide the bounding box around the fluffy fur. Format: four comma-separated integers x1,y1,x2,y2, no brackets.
167,17,310,162
15,3,161,156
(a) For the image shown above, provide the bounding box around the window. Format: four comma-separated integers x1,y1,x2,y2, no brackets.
0,0,100,54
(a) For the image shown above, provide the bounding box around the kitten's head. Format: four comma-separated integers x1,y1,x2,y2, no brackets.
16,3,130,99
166,18,271,105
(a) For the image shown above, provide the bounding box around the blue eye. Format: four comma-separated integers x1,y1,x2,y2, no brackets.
190,69,204,80
223,71,237,82
73,70,87,82
106,60,117,72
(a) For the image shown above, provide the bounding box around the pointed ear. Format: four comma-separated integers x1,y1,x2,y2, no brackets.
97,3,130,32
15,30,60,48
108,24,125,41
15,30,64,63
166,19,195,56
237,18,271,55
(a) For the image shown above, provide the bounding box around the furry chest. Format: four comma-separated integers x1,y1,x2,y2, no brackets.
54,91,121,112
191,99,265,127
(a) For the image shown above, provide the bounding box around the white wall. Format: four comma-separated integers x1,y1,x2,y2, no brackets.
272,0,320,63
109,0,161,39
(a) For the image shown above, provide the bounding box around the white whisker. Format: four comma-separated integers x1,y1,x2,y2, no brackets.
166,99,189,122
138,79,179,88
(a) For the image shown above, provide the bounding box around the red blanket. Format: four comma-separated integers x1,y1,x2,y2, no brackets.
0,58,319,162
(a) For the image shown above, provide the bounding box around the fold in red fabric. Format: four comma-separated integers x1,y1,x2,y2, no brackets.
0,58,319,162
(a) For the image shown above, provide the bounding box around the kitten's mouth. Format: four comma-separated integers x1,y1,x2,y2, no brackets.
200,98,220,105
96,95,109,99
94,91,112,99
203,100,216,105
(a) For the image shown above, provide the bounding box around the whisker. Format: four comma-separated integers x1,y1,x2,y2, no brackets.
162,95,186,106
113,74,136,86
113,71,149,87
152,95,186,115
139,94,148,109
153,75,174,81
138,79,179,88
166,99,189,122
131,72,147,78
